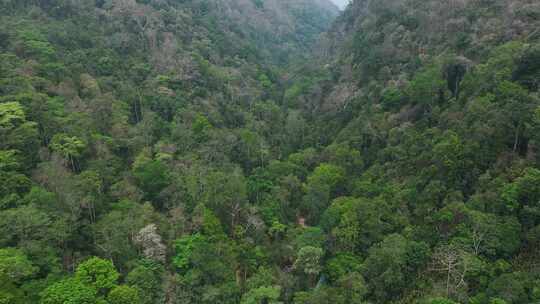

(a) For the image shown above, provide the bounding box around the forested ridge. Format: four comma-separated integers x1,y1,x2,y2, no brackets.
1,0,540,303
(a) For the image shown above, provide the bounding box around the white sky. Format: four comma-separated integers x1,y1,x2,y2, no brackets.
330,0,350,9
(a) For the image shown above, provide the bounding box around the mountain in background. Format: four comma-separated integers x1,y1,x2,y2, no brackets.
330,0,350,9
186,0,340,63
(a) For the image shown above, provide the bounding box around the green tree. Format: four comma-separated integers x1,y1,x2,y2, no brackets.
307,164,345,190
362,234,429,302
0,150,32,209
0,248,37,282
126,261,163,304
513,44,540,91
107,285,140,304
241,286,282,304
0,102,38,159
487,273,528,304
94,201,155,266
75,257,119,294
431,131,470,188
173,233,207,272
0,102,26,129
198,168,247,232
337,272,368,304
502,168,540,229
172,231,238,302
428,298,459,304
133,159,170,203
322,196,399,254
192,114,212,142
49,134,86,172
407,64,448,106
302,164,345,223
494,81,537,154
294,246,323,286
325,253,362,282
0,248,37,303
40,278,97,304
323,143,363,174
16,30,55,60
0,205,52,246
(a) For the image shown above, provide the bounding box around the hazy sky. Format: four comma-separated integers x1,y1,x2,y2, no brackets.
330,0,350,9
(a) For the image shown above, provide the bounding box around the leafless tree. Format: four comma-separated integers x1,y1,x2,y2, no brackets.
134,224,166,263
430,245,469,298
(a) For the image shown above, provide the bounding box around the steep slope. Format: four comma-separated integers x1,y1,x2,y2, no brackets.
0,1,339,303
283,0,540,303
217,0,340,62
302,0,540,115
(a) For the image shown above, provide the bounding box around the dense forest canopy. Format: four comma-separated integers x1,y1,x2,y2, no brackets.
1,0,540,303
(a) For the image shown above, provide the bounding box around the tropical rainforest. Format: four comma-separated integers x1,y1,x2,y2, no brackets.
1,0,540,303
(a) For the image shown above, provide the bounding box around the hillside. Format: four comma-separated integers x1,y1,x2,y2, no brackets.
285,0,540,303
0,0,338,303
216,0,339,62
1,0,540,304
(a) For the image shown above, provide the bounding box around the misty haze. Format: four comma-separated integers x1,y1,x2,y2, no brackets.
330,0,350,9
